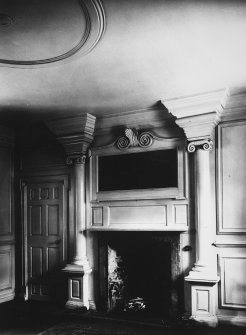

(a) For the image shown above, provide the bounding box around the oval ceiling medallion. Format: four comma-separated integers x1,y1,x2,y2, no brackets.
0,0,105,67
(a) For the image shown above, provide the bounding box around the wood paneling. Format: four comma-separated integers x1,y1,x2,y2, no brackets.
109,205,167,225
90,200,188,231
218,248,246,309
217,121,246,233
0,138,14,303
0,245,15,302
0,149,12,237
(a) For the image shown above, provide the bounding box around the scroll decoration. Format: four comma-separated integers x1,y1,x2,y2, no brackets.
116,128,154,150
187,139,213,153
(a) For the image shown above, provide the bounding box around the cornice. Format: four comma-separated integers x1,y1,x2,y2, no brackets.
162,89,228,141
46,113,96,156
94,107,177,136
220,88,246,121
0,125,14,147
0,0,105,68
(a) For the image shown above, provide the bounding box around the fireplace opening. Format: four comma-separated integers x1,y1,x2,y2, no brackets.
98,232,182,319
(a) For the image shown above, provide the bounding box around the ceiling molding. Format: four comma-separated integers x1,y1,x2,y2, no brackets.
0,0,105,68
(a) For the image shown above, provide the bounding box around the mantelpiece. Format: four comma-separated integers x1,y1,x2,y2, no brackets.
88,128,188,232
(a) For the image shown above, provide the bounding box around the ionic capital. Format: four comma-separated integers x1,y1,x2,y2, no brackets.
187,139,213,153
66,154,86,166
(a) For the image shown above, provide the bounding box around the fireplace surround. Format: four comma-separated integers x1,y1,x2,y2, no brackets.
97,232,183,318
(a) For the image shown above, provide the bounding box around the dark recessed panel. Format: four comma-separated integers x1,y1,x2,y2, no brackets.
98,149,177,192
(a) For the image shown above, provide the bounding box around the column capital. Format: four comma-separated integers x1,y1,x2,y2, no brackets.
66,154,87,166
46,113,96,163
162,89,228,143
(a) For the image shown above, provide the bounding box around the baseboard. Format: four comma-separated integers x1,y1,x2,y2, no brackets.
0,291,15,304
218,315,246,326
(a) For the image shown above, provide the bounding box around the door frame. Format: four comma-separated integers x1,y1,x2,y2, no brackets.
20,174,69,301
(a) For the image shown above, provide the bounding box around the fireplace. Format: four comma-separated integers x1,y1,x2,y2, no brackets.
98,232,183,319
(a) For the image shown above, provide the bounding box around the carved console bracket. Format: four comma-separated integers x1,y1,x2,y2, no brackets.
116,128,154,150
162,89,228,145
46,113,96,162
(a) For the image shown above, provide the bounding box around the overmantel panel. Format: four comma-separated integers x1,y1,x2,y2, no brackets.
89,199,188,231
88,120,188,232
89,136,187,202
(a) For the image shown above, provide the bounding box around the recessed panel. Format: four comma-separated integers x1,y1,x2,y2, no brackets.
47,205,59,236
219,122,246,233
92,207,103,226
29,188,38,201
0,251,11,289
53,187,59,200
222,257,246,308
0,150,12,235
47,247,59,272
110,206,167,225
98,149,177,191
31,283,40,295
31,247,43,277
71,279,81,299
40,188,50,200
174,205,188,225
196,290,209,312
29,205,42,236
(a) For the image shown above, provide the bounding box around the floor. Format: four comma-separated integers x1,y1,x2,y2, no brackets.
0,300,245,335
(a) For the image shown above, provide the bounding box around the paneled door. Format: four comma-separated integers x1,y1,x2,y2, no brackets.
25,181,66,301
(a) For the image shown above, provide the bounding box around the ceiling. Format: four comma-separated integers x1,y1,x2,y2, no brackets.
1,0,246,127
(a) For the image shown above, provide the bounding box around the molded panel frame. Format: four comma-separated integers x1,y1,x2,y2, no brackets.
216,121,246,234
90,140,187,202
218,248,246,310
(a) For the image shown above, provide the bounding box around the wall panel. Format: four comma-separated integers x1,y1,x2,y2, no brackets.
217,121,246,233
0,127,15,303
218,248,246,310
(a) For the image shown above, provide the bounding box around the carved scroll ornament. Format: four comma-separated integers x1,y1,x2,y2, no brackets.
116,128,154,150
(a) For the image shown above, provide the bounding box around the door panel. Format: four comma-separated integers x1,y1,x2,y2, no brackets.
26,181,65,301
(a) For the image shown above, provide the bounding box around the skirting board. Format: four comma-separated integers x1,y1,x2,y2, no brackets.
0,291,15,304
218,315,246,326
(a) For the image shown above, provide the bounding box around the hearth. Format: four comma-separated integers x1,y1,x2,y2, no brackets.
98,232,183,318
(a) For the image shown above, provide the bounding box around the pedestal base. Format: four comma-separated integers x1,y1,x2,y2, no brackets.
62,263,92,310
185,275,219,327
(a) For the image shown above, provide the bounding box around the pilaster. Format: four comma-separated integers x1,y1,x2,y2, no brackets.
163,89,227,326
46,113,96,309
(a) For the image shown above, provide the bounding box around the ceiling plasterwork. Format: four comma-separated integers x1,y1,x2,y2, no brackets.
0,0,105,67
